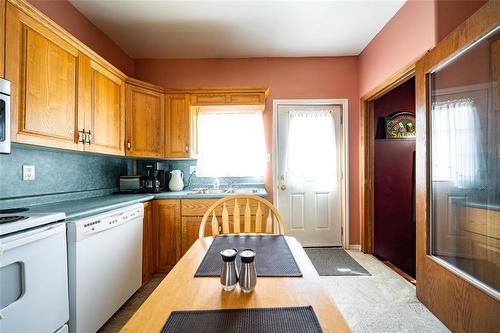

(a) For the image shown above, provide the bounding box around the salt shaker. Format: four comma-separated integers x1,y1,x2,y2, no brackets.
220,248,239,291
238,249,257,293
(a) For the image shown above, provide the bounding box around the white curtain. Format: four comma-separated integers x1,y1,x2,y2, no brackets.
196,111,266,177
432,99,483,188
285,110,337,188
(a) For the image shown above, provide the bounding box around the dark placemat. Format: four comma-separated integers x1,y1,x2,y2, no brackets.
304,247,371,276
195,235,302,277
161,306,323,333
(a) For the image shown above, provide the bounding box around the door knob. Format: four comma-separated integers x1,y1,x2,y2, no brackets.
280,184,287,191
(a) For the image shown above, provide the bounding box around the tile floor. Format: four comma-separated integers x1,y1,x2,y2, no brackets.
97,252,450,333
323,250,450,333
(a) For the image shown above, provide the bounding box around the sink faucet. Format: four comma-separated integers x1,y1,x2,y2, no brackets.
227,179,235,191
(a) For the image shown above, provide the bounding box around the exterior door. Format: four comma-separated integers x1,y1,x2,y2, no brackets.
276,104,342,247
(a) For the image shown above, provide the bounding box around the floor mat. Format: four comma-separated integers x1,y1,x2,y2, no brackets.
304,247,371,276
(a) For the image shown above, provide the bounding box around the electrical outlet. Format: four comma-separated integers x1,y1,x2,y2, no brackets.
23,165,35,181
189,165,197,174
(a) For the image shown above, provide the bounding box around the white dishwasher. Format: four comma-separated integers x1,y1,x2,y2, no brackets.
66,203,143,333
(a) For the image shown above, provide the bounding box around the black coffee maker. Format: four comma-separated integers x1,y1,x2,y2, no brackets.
141,162,165,192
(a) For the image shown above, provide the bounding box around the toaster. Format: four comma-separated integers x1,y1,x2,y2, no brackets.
119,176,141,192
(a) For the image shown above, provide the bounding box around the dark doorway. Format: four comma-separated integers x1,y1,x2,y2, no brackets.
373,77,416,279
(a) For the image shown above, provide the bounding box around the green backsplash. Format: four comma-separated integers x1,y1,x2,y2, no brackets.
0,144,132,203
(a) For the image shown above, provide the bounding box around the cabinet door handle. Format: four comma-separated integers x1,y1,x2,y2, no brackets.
185,144,189,153
78,130,85,144
127,140,132,150
86,130,92,145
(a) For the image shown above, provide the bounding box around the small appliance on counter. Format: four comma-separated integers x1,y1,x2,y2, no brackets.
141,162,165,193
119,176,142,193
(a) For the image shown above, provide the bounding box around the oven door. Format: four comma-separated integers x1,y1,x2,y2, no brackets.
0,223,69,333
0,78,11,154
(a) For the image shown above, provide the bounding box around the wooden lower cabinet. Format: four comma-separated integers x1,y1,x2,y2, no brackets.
142,201,154,285
147,198,265,274
181,216,212,256
154,199,181,273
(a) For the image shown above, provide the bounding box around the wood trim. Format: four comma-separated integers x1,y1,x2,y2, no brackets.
164,87,269,95
359,64,416,253
126,77,164,94
415,1,500,332
6,0,127,80
383,261,416,285
0,0,5,77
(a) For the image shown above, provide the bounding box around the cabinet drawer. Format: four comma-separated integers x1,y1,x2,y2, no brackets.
181,198,266,217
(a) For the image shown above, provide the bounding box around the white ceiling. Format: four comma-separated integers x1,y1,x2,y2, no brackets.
69,0,406,59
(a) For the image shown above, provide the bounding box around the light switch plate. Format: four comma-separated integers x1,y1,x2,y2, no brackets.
23,165,35,181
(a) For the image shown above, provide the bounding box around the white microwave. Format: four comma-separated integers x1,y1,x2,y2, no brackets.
0,78,11,154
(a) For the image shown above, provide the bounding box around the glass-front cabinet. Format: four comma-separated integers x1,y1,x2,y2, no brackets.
429,27,500,296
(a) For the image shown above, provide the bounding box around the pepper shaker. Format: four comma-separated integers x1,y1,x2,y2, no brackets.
220,248,239,291
239,249,257,293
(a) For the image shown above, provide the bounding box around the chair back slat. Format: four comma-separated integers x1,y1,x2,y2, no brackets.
211,211,220,236
199,195,285,238
265,210,273,233
255,203,262,233
244,199,251,232
221,202,230,233
233,199,241,233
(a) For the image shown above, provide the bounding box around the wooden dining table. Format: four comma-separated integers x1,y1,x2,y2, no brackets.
121,236,352,333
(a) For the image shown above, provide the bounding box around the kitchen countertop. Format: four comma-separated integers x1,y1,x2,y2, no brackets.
464,201,500,212
25,188,268,220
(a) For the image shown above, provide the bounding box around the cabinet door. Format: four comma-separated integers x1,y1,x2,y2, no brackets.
5,3,82,150
165,94,191,158
126,84,164,157
142,201,154,285
1,0,5,77
181,216,212,256
154,199,181,273
79,54,125,156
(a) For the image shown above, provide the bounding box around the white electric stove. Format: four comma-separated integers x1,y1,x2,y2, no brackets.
0,208,69,333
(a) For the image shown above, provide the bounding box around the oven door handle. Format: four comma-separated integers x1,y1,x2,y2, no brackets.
0,224,64,255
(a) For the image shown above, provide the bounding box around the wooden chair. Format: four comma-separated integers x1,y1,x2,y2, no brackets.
198,194,285,238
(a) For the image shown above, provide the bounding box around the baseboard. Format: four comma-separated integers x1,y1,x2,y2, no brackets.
383,261,416,285
348,244,361,251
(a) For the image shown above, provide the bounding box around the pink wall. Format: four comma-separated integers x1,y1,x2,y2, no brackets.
135,57,361,244
28,0,135,76
358,0,437,97
359,0,487,97
436,0,487,42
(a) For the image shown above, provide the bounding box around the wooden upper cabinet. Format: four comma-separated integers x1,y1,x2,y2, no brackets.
5,2,82,150
125,80,164,158
79,54,125,156
1,0,6,77
165,94,193,158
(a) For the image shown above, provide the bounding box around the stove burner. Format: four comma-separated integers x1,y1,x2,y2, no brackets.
0,216,29,224
0,207,29,214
